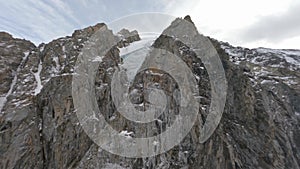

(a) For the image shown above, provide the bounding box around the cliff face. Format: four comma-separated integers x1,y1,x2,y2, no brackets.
0,17,299,169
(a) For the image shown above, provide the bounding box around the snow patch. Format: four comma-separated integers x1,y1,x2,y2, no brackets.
261,79,277,84
109,115,116,121
6,44,14,48
153,140,159,146
119,33,157,81
62,46,67,59
53,55,60,72
39,45,45,52
281,50,300,56
119,130,134,138
0,51,30,113
33,60,43,95
92,56,103,62
119,35,156,57
284,56,299,66
0,97,6,113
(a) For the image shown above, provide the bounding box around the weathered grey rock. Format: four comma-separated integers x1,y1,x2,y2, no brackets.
117,28,141,48
0,32,35,111
0,16,299,169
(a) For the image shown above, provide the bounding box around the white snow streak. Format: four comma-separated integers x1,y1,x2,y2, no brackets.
33,60,43,95
53,56,60,72
0,51,30,113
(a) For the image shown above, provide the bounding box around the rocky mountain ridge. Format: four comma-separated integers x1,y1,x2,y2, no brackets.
0,16,299,169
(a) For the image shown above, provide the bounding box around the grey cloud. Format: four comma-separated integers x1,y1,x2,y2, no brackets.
239,2,300,43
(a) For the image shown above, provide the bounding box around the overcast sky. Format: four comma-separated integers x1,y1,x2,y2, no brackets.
0,0,299,49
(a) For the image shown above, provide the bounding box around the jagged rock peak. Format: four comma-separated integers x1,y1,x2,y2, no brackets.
116,28,141,48
183,15,195,25
0,32,36,47
71,23,106,38
118,28,140,39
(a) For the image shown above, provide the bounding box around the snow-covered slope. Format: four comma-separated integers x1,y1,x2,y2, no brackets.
119,33,158,81
221,42,300,90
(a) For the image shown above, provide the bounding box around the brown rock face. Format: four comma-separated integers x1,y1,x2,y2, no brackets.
0,17,299,169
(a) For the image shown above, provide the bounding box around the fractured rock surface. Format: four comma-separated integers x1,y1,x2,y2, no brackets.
0,17,299,169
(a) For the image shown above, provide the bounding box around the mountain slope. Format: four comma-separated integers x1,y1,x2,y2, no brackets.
0,17,299,169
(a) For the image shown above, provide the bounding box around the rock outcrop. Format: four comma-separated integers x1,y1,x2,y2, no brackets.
117,28,141,48
0,16,299,169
